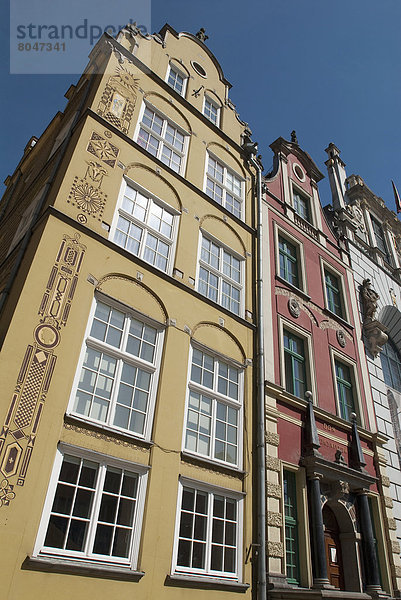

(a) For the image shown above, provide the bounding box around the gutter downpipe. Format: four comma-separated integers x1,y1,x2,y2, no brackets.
0,57,99,322
248,150,267,600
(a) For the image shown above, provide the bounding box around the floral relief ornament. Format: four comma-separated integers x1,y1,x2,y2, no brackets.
68,161,108,220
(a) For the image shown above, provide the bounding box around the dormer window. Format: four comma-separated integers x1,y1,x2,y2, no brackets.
371,216,391,264
166,64,188,97
203,96,220,126
292,188,311,223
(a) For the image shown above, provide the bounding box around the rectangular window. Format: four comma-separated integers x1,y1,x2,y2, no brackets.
293,189,311,223
137,106,187,173
324,269,343,318
167,65,187,96
371,216,390,263
203,97,220,126
279,236,299,288
205,155,244,219
113,182,176,273
173,482,241,579
284,330,306,399
198,235,242,315
70,298,162,439
335,360,355,421
184,347,242,467
36,447,147,567
284,470,300,585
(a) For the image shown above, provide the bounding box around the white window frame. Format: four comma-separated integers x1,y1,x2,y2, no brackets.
166,63,188,97
330,348,364,426
291,183,313,225
171,476,244,581
33,443,149,569
320,258,349,323
203,96,220,126
135,102,189,175
273,222,307,294
204,153,245,219
182,343,244,469
67,294,164,441
196,231,245,317
278,316,317,402
110,177,179,275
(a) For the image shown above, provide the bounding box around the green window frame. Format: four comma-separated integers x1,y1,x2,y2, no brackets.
284,330,306,399
293,190,310,223
279,237,299,288
335,361,355,421
284,470,300,585
324,270,343,317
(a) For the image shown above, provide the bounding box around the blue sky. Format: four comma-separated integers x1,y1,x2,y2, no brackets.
1,0,400,211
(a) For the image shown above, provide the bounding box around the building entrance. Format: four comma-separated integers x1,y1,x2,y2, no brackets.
323,505,345,590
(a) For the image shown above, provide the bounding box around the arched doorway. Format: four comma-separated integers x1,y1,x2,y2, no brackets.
323,505,345,590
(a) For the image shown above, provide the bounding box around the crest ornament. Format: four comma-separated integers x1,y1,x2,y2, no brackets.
288,297,301,318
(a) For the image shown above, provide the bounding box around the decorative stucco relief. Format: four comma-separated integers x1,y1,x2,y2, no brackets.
97,65,139,134
0,234,86,506
68,161,108,221
86,131,120,168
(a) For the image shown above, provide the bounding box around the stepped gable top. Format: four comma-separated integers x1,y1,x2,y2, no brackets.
270,136,324,183
158,23,232,89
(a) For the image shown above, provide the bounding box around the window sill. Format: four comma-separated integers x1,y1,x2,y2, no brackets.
181,451,246,477
323,308,354,330
165,574,249,592
64,414,153,450
23,556,144,581
275,276,311,301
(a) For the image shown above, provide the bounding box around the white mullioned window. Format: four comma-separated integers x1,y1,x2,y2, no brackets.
68,297,163,440
166,64,188,96
136,105,188,174
34,445,148,567
112,180,178,273
205,154,244,219
184,346,243,468
203,96,220,126
172,479,243,579
198,234,243,316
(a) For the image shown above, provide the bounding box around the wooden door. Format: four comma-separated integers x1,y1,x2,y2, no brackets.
323,505,345,590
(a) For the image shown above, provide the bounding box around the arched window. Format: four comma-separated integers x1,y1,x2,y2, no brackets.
380,338,401,392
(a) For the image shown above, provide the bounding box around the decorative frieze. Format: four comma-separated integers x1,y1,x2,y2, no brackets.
384,496,394,509
381,475,391,487
267,541,284,558
267,483,282,499
267,511,283,527
392,565,401,578
266,456,281,472
266,432,280,446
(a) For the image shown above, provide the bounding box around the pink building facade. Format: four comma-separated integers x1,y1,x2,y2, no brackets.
262,134,401,598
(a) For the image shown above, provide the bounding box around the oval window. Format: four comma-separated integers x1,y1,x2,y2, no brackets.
191,61,207,78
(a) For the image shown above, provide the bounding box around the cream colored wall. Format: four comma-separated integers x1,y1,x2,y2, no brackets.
0,28,255,600
0,215,253,599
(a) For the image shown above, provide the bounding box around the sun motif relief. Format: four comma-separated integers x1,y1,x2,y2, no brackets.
113,65,139,93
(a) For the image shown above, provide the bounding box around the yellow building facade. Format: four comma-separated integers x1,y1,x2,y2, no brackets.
0,25,257,599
